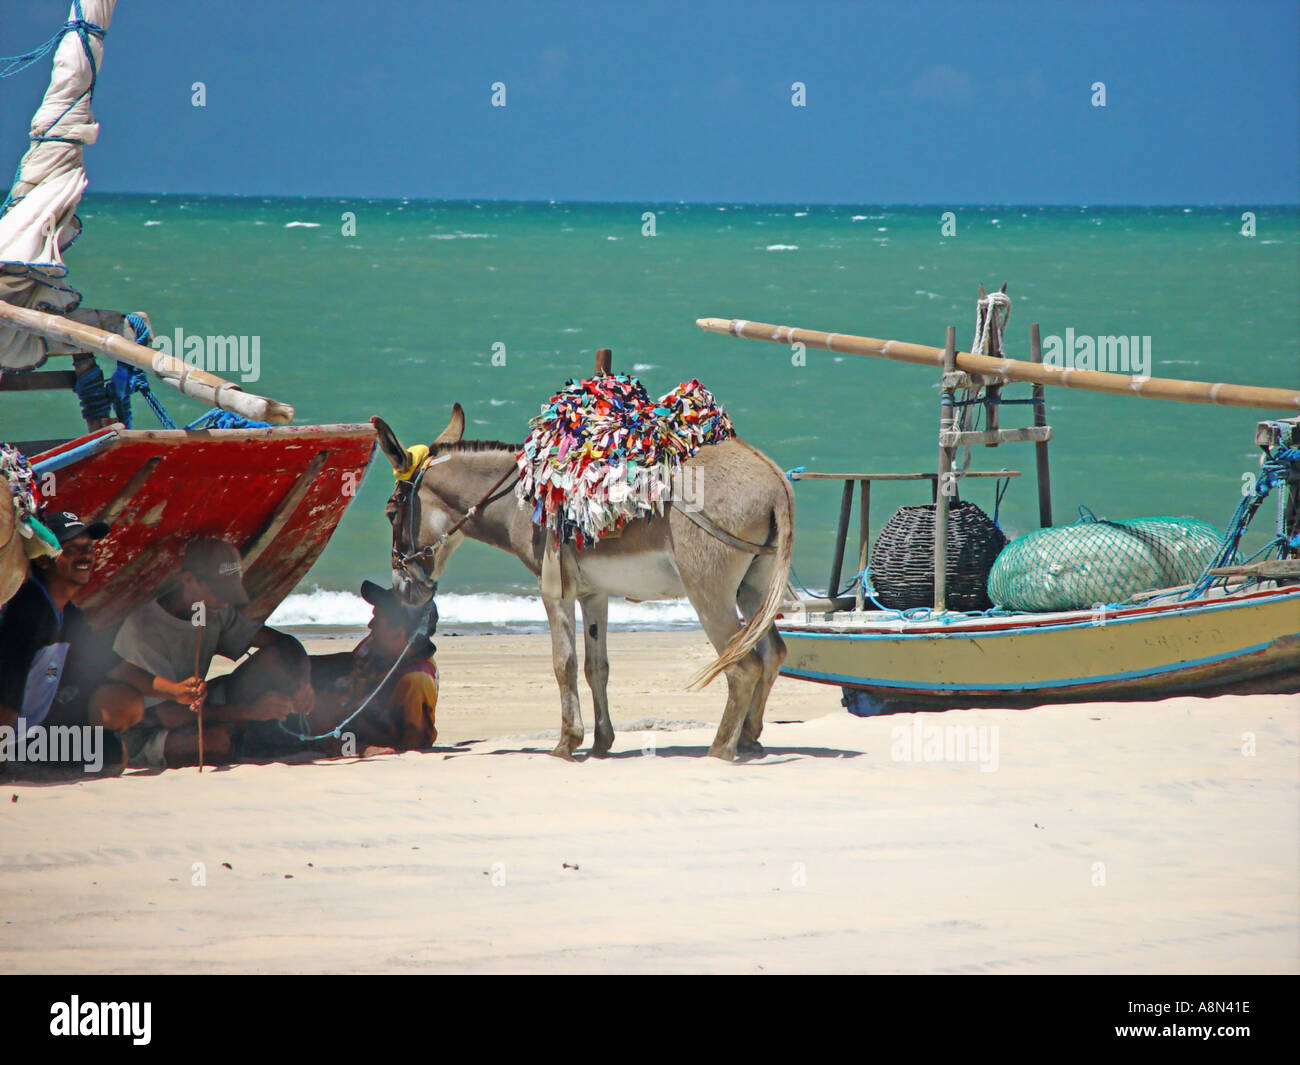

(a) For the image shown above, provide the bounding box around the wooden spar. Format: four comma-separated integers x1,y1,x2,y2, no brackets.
1029,323,1053,528
0,302,295,424
854,480,870,612
695,316,1300,412
934,327,956,612
826,478,853,599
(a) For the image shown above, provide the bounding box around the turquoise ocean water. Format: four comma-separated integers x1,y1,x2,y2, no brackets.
5,197,1298,627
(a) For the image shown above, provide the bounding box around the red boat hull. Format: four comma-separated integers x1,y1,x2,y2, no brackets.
30,424,376,628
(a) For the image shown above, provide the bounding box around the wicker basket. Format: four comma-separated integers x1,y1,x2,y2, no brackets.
870,501,1007,611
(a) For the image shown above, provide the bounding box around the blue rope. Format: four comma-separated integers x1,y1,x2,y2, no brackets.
186,410,271,430
103,314,176,429
72,359,113,422
277,628,428,744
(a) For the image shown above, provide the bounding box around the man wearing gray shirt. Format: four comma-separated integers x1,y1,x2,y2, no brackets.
114,538,313,769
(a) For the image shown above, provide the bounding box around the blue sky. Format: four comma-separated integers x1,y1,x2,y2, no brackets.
1,0,1297,203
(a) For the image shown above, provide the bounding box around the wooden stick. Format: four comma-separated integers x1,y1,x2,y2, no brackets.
827,478,853,601
855,480,870,612
594,348,612,375
1030,322,1054,528
935,327,956,612
0,302,295,424
194,627,204,773
696,317,1300,412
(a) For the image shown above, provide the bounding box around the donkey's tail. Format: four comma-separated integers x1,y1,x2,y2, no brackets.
689,461,795,689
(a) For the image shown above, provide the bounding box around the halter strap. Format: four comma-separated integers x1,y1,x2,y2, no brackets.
396,460,520,568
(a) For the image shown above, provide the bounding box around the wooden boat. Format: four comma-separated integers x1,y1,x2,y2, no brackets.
697,297,1300,714
19,424,376,627
0,1,375,621
778,584,1300,714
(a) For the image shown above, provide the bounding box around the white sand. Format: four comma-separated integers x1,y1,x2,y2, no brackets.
2,631,1297,973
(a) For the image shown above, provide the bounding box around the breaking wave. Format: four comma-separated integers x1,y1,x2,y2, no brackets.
269,587,699,633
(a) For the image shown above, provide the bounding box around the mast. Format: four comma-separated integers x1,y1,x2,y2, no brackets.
0,2,295,425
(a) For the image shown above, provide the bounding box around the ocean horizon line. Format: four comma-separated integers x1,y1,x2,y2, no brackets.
80,192,1300,210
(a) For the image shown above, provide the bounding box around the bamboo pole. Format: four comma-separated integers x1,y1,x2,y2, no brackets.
696,317,1300,412
0,302,294,424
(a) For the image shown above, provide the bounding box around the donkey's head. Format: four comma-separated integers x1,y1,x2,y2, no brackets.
372,405,467,605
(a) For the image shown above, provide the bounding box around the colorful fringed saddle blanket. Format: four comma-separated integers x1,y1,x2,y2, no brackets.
515,374,735,547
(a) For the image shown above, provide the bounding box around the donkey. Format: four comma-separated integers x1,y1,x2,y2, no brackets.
372,404,794,762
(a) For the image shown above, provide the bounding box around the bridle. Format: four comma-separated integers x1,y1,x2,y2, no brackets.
391,454,520,581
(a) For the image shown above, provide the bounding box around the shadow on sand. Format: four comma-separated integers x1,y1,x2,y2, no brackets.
460,743,862,762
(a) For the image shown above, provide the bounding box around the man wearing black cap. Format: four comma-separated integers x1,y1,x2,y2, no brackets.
0,512,204,773
113,537,313,769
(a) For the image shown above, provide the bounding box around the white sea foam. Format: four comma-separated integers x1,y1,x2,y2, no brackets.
269,587,699,632
143,220,162,226
851,215,868,221
765,244,798,251
631,363,658,371
284,221,321,228
428,232,493,239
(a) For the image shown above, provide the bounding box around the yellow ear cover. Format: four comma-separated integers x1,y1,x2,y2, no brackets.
395,443,430,482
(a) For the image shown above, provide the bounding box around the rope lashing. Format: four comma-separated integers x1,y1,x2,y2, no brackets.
186,410,271,430
971,290,1011,362
72,357,113,422
105,315,176,429
1,3,106,219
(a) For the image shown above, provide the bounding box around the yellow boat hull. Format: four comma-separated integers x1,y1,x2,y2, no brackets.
778,586,1300,713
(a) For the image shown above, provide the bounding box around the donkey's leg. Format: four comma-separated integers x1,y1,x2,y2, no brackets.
684,591,761,762
737,567,787,758
580,593,614,757
542,596,584,759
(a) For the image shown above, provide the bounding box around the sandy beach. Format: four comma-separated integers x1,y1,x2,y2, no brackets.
2,629,1297,974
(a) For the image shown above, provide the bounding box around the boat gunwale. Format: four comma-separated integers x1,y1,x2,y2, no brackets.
777,584,1300,639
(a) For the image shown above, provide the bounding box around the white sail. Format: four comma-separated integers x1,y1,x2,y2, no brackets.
0,0,119,371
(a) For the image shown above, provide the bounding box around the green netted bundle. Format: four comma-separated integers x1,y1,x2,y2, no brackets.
987,514,1223,612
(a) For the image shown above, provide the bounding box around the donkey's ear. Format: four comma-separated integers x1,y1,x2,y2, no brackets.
432,403,465,446
370,416,408,471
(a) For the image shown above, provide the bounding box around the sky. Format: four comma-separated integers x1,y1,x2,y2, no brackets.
1,0,1297,204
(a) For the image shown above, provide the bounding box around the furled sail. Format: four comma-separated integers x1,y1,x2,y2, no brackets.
0,0,120,371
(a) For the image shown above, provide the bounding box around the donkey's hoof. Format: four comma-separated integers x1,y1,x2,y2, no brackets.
708,744,739,763
588,743,613,759
737,739,766,760
549,744,578,761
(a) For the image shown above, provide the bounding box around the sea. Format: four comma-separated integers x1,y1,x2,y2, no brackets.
6,196,1298,633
